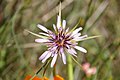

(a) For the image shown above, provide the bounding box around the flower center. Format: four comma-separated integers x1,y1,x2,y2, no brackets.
55,34,66,47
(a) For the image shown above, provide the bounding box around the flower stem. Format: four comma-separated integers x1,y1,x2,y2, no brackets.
30,59,51,80
67,54,73,80
53,63,56,77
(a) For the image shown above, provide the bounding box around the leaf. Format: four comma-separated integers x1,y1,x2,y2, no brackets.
85,0,109,31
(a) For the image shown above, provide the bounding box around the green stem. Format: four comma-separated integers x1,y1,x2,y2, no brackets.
30,59,51,80
67,54,73,80
53,64,56,77
30,62,46,80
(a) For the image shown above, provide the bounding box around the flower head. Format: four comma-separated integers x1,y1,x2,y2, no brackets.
35,4,87,67
24,75,64,80
54,75,64,80
24,75,49,80
82,62,97,77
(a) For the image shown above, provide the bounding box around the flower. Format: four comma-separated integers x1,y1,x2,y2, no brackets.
82,62,96,77
54,75,64,80
35,4,87,67
24,75,49,80
24,75,64,80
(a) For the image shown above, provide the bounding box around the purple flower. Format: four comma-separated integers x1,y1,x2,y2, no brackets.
35,6,87,67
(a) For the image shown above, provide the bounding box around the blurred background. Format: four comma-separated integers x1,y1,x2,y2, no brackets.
0,0,120,80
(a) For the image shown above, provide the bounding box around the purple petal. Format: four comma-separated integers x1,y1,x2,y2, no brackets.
39,51,49,60
65,44,70,49
78,35,88,39
53,24,57,32
42,52,52,63
62,20,66,29
51,53,58,67
66,41,72,45
39,32,49,36
50,46,58,51
71,48,77,54
35,39,49,43
57,15,61,29
74,46,87,53
51,53,55,57
50,47,58,57
67,48,77,57
73,35,88,41
71,27,82,37
60,48,66,64
37,24,48,32
48,31,56,39
72,33,81,38
65,28,69,33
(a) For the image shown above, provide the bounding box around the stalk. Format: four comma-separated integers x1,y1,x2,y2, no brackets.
67,54,73,80
30,59,51,80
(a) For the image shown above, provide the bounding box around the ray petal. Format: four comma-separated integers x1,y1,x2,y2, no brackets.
37,24,48,32
67,48,77,57
35,39,49,43
62,20,66,29
57,16,61,29
74,46,87,53
71,48,77,54
71,27,82,36
42,52,52,63
53,24,57,32
72,33,81,38
51,53,58,67
39,51,49,60
65,28,69,33
39,32,49,36
60,48,66,64
73,35,88,41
